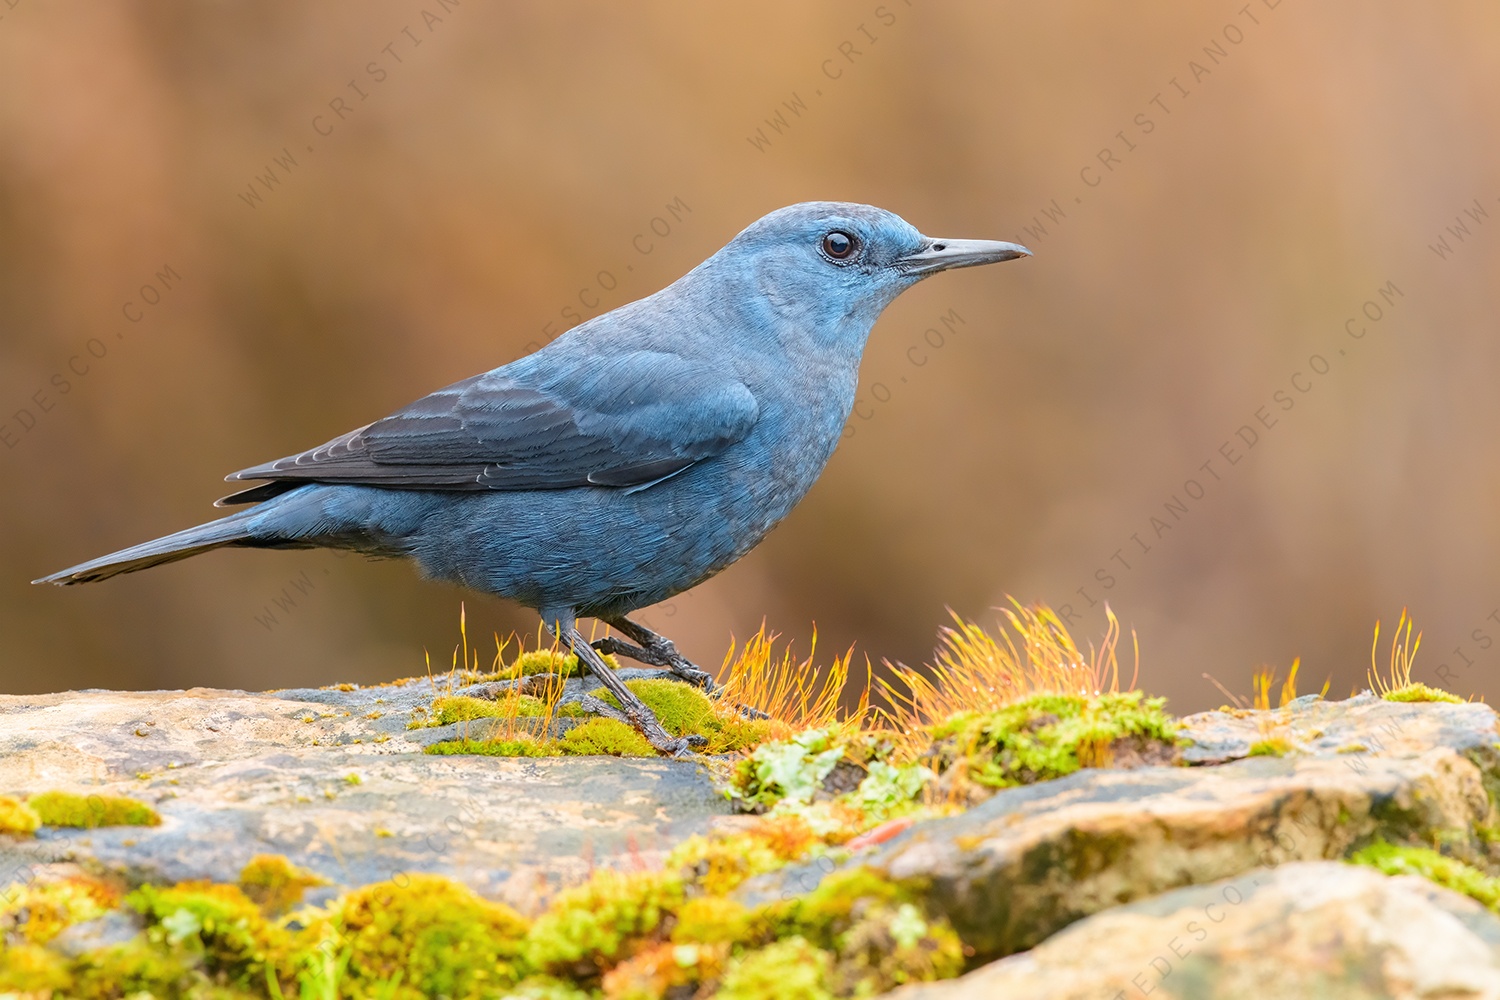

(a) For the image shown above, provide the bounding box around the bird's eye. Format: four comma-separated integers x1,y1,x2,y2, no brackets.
821,231,857,260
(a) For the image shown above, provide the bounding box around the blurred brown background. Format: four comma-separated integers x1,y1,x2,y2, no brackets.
3,2,1499,711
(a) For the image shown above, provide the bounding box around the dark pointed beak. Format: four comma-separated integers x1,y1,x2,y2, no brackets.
896,237,1032,276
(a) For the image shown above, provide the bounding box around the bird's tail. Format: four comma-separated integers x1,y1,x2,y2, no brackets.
33,507,262,586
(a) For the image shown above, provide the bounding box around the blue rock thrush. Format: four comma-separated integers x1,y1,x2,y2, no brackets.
36,202,1030,753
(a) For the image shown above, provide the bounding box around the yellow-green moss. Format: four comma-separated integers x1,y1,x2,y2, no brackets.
0,943,71,993
338,874,529,998
426,737,558,757
598,678,771,754
507,975,595,1000
0,794,41,836
66,938,206,999
0,876,120,946
525,869,685,974
932,691,1178,790
128,881,288,988
666,816,818,897
28,790,161,828
1350,841,1500,910
502,649,621,679
559,718,656,757
752,867,965,995
671,895,753,946
1248,737,1293,757
237,855,326,915
1382,683,1464,704
430,693,549,725
598,679,713,735
718,937,835,1000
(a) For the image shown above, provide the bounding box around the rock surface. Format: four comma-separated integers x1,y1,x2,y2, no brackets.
743,694,1500,960
2,685,1498,993
0,680,730,912
890,861,1500,1000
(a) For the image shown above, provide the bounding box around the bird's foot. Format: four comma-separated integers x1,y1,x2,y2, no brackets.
592,635,720,692
559,622,705,758
581,694,706,757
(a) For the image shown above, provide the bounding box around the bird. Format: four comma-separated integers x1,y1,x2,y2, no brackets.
35,202,1030,754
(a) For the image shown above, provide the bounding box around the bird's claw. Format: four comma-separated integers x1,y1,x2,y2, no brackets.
652,732,709,758
592,635,720,693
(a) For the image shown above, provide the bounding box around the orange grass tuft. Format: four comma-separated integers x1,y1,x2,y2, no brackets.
877,600,1136,726
712,626,868,741
1368,607,1421,698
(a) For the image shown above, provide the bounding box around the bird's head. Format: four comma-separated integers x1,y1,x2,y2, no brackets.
706,201,1030,346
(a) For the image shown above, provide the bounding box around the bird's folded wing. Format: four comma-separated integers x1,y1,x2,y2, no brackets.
222,350,758,496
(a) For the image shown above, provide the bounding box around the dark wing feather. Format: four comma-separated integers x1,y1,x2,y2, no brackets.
221,351,757,501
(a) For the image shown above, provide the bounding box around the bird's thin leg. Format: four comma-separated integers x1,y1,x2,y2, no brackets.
596,616,718,691
547,617,702,757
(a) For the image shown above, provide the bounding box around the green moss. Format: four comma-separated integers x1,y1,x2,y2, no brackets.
128,881,288,988
1383,683,1464,704
0,876,119,946
430,693,549,725
426,718,659,758
66,938,210,999
1350,841,1500,910
717,937,835,1000
597,677,770,754
752,867,965,995
671,895,753,945
502,649,620,679
934,691,1178,790
525,869,685,974
704,715,775,754
338,874,529,998
237,855,326,915
0,794,40,836
505,975,595,1000
28,790,161,828
1248,738,1293,757
559,718,656,757
598,679,715,735
425,737,557,757
667,824,811,897
0,943,72,993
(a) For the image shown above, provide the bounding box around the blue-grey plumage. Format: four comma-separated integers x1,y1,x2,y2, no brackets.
35,202,1030,752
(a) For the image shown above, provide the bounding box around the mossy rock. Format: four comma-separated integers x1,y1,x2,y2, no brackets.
597,677,772,753
933,691,1178,790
